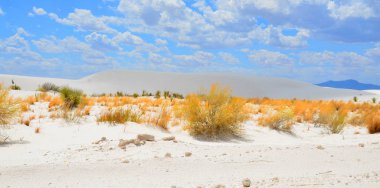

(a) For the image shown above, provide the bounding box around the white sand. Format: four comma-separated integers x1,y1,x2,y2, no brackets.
1,91,380,187
0,70,373,99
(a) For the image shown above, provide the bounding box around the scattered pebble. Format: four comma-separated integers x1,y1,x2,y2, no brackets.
137,134,155,141
185,152,192,157
316,145,325,150
358,143,365,147
165,153,172,158
121,160,129,164
162,136,176,141
242,178,251,187
212,184,225,188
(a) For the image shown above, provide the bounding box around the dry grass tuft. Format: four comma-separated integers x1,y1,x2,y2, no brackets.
181,84,249,138
97,107,143,125
146,103,171,130
365,112,380,134
0,85,21,125
258,107,295,133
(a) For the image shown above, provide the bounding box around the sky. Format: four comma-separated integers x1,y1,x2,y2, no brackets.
0,0,379,84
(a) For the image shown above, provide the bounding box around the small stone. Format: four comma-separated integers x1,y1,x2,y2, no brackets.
316,145,325,150
162,136,176,141
93,137,107,144
134,139,142,146
122,160,129,164
358,143,365,147
118,139,134,148
185,152,192,157
242,178,251,187
137,134,155,141
165,153,172,158
212,184,226,188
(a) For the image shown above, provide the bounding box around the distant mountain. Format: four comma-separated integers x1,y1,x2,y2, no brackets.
316,79,380,90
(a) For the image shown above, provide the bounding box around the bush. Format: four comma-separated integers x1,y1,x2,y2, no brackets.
147,103,171,130
258,107,294,133
38,82,60,92
365,112,380,134
10,85,21,90
59,86,83,110
0,86,20,125
316,104,347,134
155,90,161,99
181,84,249,138
97,107,142,125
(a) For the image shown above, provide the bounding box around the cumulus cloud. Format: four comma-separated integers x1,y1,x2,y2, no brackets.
247,50,293,66
45,9,118,33
219,52,240,64
327,1,374,20
299,51,371,66
32,7,47,15
32,36,115,65
174,51,215,66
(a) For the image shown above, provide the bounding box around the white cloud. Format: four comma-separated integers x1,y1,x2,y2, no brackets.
46,9,118,33
219,52,240,64
327,1,374,20
0,28,59,69
247,50,293,66
32,7,47,15
299,51,371,66
32,36,115,65
174,51,215,66
365,43,380,57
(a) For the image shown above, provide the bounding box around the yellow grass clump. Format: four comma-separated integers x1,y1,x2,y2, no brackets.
0,85,21,125
258,107,295,133
97,107,143,125
181,84,249,138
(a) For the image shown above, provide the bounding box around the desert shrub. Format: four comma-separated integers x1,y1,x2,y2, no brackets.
97,107,142,125
59,86,83,110
258,107,295,133
181,84,249,138
133,93,139,98
172,93,184,99
10,85,21,90
38,82,60,92
146,103,171,130
353,96,358,102
163,91,171,99
372,98,377,104
316,104,347,134
0,86,20,125
365,112,380,134
115,91,125,97
155,90,161,99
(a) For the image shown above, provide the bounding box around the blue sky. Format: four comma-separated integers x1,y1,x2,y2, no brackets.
0,0,380,84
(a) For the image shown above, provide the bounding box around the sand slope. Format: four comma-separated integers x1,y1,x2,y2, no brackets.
0,70,373,99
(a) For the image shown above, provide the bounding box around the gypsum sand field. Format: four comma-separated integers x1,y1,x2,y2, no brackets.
1,84,380,188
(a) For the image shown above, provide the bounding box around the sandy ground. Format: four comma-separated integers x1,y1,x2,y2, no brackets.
1,117,380,187
1,90,380,188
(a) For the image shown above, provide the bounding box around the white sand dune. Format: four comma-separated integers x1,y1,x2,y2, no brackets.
0,70,373,99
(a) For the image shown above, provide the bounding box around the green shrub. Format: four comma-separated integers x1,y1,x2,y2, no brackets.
181,84,249,138
10,85,21,90
59,86,83,110
155,90,161,99
38,82,60,92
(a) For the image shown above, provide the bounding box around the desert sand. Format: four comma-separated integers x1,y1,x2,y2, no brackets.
0,70,373,99
1,89,380,188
